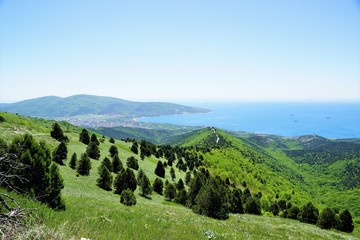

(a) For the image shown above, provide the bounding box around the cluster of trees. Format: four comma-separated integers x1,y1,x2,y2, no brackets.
0,134,65,210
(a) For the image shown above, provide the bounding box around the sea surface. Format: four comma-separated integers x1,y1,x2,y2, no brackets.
139,102,360,139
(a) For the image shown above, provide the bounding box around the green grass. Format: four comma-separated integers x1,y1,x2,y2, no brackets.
1,112,359,239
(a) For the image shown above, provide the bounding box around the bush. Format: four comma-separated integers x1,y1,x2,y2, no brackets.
337,209,354,233
245,197,262,215
270,202,280,216
318,207,336,229
112,154,123,173
287,205,300,220
299,202,319,224
120,189,137,206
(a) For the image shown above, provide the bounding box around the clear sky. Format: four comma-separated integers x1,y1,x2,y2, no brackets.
1,0,359,103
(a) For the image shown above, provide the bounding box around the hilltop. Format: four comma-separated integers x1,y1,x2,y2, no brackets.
0,112,359,239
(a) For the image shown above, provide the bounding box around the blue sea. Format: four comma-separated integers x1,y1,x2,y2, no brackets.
139,102,360,139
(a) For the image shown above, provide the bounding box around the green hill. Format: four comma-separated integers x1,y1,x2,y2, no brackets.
0,112,358,239
0,94,209,118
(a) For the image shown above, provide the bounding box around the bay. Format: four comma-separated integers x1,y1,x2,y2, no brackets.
139,102,360,139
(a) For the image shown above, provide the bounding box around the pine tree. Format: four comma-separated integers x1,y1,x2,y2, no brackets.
102,157,113,172
139,173,152,197
114,168,137,194
153,178,164,195
90,133,100,146
170,167,176,181
230,188,244,214
130,142,139,154
154,161,165,178
97,164,113,191
185,171,191,185
79,129,90,145
126,156,139,170
109,137,115,144
137,169,145,184
47,163,65,210
52,141,67,165
109,145,118,158
175,189,187,205
50,123,67,141
77,153,91,176
69,152,77,169
176,178,185,191
86,141,100,160
112,154,123,173
164,183,176,201
193,177,229,220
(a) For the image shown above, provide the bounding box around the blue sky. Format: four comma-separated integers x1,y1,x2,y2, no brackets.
1,0,359,103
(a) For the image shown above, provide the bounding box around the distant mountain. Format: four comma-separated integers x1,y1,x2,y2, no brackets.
0,94,209,118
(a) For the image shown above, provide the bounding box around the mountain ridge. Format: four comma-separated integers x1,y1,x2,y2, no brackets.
0,94,210,118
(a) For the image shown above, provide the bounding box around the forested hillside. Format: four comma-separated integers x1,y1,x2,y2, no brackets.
0,112,358,239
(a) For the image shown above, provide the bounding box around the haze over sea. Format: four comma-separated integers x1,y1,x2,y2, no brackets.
140,102,360,139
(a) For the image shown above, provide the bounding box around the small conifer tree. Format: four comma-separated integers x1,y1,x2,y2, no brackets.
299,202,319,224
164,183,176,201
69,152,77,169
77,153,91,176
86,141,100,160
140,173,152,197
109,145,118,158
52,141,67,165
120,189,137,206
112,154,123,173
102,157,113,172
153,178,164,195
97,164,113,191
170,167,176,181
337,209,354,233
154,161,165,178
79,129,90,145
47,163,65,210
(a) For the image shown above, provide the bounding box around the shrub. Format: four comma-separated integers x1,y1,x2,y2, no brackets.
79,129,90,144
337,209,354,233
299,202,319,224
164,183,176,201
287,205,300,220
245,197,262,215
318,208,336,229
109,145,118,158
120,189,137,206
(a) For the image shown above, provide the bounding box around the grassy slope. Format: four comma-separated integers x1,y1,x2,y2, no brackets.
0,112,358,239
